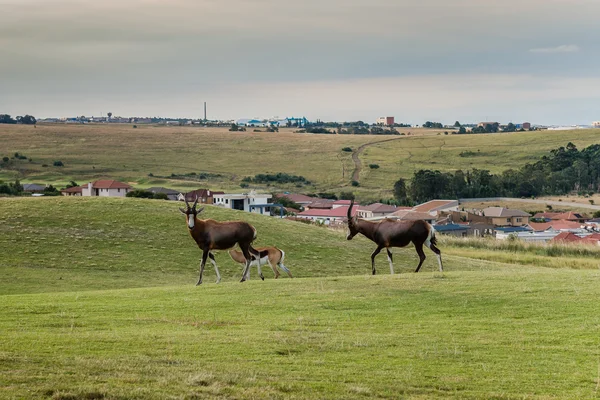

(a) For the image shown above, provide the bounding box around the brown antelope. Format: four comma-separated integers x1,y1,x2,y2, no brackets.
346,200,443,274
180,197,259,284
228,247,293,280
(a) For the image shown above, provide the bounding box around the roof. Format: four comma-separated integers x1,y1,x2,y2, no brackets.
22,184,45,191
90,180,132,189
297,205,358,218
482,207,530,218
147,187,179,195
305,199,335,209
389,210,436,221
552,211,589,221
333,200,354,205
433,224,469,232
551,232,582,243
528,220,583,231
60,186,82,193
494,226,532,233
412,200,457,213
183,189,224,200
277,193,316,204
358,203,399,213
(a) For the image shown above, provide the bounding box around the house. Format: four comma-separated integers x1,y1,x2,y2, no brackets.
81,180,133,197
375,117,395,126
357,203,402,219
551,211,589,223
551,232,584,243
522,122,531,130
305,199,336,210
60,186,83,196
22,184,45,194
480,207,530,226
147,187,179,201
385,209,436,224
178,189,224,204
276,193,316,208
592,121,600,128
433,223,470,237
296,205,358,225
412,200,459,217
212,190,273,216
528,220,585,232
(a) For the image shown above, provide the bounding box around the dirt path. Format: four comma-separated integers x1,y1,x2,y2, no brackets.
351,137,405,182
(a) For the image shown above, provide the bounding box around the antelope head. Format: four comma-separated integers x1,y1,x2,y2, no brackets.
179,196,204,229
346,200,359,240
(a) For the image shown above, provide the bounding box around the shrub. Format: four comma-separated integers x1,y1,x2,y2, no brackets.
339,191,355,200
126,190,154,199
133,125,137,128
148,173,154,177
594,211,600,218
2,157,8,163
342,147,353,152
444,131,449,135
351,180,360,187
153,193,168,200
42,164,48,167
589,199,595,205
368,164,380,169
53,160,64,167
240,182,249,188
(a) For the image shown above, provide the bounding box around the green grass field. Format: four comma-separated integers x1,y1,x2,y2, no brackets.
2,124,600,200
2,197,600,399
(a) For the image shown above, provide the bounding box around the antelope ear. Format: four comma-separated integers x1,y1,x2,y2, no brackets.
179,208,186,215
197,207,205,214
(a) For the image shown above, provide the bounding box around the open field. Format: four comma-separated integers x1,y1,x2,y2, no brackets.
459,199,593,214
1,124,600,200
2,197,600,398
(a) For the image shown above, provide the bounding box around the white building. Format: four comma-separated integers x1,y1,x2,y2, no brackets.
213,190,273,215
82,180,133,197
593,121,600,128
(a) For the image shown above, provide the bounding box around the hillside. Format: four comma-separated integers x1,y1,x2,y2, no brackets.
2,197,600,399
2,124,600,200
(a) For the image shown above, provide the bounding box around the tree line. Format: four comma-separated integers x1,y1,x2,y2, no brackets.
0,114,36,124
393,142,600,204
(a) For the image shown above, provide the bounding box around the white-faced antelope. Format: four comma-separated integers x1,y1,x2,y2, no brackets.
346,200,443,274
228,247,293,280
180,197,259,284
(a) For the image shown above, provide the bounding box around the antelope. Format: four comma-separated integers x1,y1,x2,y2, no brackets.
228,247,293,280
180,197,259,284
346,200,443,274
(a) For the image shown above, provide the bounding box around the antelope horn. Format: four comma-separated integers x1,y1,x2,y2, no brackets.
192,195,199,210
184,193,190,209
347,200,354,221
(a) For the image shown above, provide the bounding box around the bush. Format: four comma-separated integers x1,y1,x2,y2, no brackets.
148,173,154,177
339,191,355,200
53,160,64,167
153,193,169,200
2,157,8,163
342,147,353,152
351,180,360,187
368,164,380,169
133,125,137,128
245,173,311,185
240,182,249,188
126,190,155,199
593,211,600,218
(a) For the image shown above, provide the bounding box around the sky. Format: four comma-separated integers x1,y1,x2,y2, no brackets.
1,0,599,125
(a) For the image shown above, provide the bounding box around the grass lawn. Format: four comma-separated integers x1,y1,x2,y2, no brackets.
2,124,600,201
1,197,600,399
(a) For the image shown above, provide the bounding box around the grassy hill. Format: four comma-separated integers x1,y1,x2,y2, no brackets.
2,198,600,398
2,124,600,200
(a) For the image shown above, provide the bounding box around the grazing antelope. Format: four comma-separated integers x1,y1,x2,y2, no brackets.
228,247,293,280
346,200,443,274
180,197,259,284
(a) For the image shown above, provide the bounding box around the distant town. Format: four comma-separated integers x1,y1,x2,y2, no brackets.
4,112,600,132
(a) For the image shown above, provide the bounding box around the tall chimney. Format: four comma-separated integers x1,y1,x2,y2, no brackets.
204,102,207,121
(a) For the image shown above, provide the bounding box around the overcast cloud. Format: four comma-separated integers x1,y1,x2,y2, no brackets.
1,0,599,124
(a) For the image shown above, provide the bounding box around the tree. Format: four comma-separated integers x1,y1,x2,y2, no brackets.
229,123,239,132
458,126,467,134
454,121,461,127
393,178,408,204
339,191,355,200
0,114,17,124
107,112,113,120
504,122,516,132
16,115,36,125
